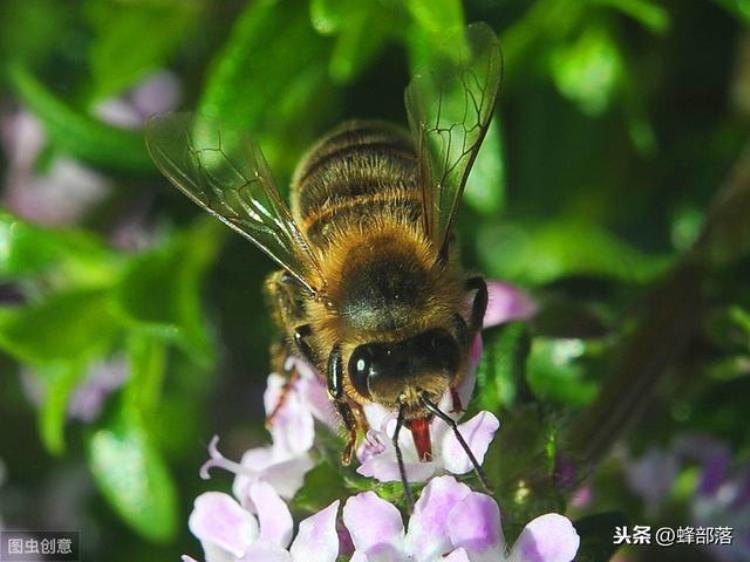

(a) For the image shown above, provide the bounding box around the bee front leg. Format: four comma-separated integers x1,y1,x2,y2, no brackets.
327,344,359,465
265,269,309,365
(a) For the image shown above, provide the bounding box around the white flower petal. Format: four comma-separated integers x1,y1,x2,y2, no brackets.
232,446,274,502
443,548,473,562
484,280,537,327
240,539,293,562
343,491,405,555
358,543,410,562
296,366,339,430
261,454,315,500
448,492,504,561
508,514,580,562
404,476,471,561
248,482,293,548
356,439,437,483
204,543,238,562
362,402,393,433
264,374,315,457
188,492,258,559
441,411,499,475
233,448,314,503
289,500,340,562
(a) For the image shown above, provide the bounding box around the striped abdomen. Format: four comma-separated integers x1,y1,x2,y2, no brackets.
291,121,422,248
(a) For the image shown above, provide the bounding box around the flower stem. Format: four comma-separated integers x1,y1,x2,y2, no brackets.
563,137,750,485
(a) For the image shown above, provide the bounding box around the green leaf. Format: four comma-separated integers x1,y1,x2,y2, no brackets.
406,0,466,73
549,26,623,116
113,218,223,364
483,405,564,538
7,63,154,173
0,0,71,65
309,0,344,34
327,0,395,84
527,337,598,406
124,334,167,418
473,322,531,413
36,362,88,455
574,511,628,562
87,405,178,543
0,211,117,283
85,0,200,101
406,0,464,45
293,461,350,512
713,0,750,23
465,117,506,215
592,0,670,33
310,0,404,83
477,220,673,286
0,288,118,364
198,0,337,174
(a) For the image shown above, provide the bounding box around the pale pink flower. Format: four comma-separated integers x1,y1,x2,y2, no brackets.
199,360,340,502
94,70,181,128
343,475,580,562
186,482,340,562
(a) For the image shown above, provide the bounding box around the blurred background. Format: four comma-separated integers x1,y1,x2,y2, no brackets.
0,0,749,560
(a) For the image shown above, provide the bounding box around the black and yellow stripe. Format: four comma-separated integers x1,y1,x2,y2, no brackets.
292,121,421,246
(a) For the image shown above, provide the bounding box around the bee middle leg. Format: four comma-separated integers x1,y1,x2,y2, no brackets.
447,277,488,414
465,276,488,332
264,270,316,424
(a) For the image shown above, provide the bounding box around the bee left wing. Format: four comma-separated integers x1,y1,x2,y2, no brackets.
405,23,502,257
145,113,323,295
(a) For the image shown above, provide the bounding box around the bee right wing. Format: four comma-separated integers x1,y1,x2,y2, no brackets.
145,113,323,296
405,23,502,257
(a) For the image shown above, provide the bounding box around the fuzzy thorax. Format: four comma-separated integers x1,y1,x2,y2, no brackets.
306,218,466,408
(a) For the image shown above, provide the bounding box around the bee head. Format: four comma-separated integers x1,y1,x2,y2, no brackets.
347,328,460,407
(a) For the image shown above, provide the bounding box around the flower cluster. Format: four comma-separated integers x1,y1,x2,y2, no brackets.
1,72,179,229
185,475,579,562
184,282,580,562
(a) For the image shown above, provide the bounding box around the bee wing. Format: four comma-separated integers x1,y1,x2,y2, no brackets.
145,112,322,295
405,23,502,255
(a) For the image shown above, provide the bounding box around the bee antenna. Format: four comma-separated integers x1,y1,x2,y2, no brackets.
394,401,414,511
421,395,493,494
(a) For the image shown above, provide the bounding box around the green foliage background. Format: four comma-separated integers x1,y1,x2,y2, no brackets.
0,1,749,561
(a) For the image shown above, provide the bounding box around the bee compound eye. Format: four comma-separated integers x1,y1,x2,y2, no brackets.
348,346,373,398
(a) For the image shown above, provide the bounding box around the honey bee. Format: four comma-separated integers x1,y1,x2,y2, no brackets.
145,23,502,501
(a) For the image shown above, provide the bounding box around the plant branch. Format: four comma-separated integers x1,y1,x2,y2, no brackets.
562,138,750,484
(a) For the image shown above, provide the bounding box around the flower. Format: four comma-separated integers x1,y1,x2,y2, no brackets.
623,446,679,514
1,72,181,228
343,475,580,562
186,481,341,562
1,111,112,226
199,346,367,502
67,356,129,422
93,70,181,129
621,434,750,562
20,356,129,424
199,360,340,501
482,280,538,328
